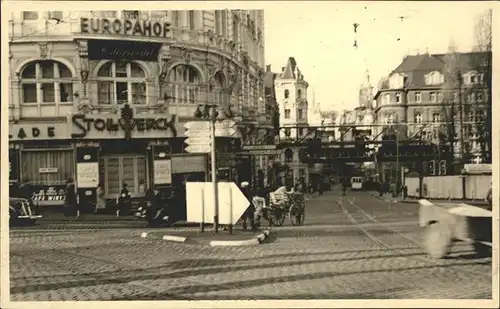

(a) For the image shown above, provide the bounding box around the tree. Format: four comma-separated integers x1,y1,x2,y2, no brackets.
470,8,492,163
441,40,461,172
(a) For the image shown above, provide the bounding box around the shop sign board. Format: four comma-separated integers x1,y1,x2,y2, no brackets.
76,163,99,188
9,122,70,141
81,18,171,39
71,114,178,139
464,164,492,174
88,39,162,61
171,156,206,173
186,182,250,225
154,159,172,185
39,167,58,174
31,185,67,206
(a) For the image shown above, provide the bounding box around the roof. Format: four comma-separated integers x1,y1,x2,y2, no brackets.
376,51,491,93
280,57,298,79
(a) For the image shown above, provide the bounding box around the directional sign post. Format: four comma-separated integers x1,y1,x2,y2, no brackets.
186,182,250,226
214,119,237,137
184,121,212,154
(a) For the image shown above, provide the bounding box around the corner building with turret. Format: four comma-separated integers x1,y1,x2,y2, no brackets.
7,9,270,219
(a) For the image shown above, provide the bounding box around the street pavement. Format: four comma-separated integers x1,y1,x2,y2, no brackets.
9,189,493,301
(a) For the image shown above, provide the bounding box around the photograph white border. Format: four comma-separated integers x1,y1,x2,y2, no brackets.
1,1,498,308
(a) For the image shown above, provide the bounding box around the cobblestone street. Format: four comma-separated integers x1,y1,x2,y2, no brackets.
9,191,492,300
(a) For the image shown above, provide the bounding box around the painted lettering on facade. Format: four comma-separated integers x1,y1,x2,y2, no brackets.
9,127,56,140
71,115,178,139
80,18,170,38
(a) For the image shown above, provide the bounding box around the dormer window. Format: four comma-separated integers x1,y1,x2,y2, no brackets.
463,71,484,85
383,94,390,105
389,73,405,89
425,71,443,85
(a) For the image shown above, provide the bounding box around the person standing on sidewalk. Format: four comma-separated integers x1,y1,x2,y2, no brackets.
240,181,257,231
117,183,131,217
95,183,106,213
64,178,78,219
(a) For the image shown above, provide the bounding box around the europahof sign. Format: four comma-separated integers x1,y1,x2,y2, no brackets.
80,17,171,38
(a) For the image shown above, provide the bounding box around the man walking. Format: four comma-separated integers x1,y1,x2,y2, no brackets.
240,181,257,231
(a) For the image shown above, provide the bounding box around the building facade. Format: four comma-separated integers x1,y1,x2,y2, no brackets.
373,52,491,181
273,57,311,188
8,9,267,213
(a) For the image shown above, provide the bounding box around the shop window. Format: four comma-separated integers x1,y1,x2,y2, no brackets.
168,64,201,104
20,60,74,105
97,61,148,105
103,156,146,197
21,149,74,185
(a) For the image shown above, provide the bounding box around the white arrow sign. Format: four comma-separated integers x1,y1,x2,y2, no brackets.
214,119,237,137
215,127,237,137
185,145,211,153
184,121,211,131
186,182,250,225
185,137,211,146
185,129,212,138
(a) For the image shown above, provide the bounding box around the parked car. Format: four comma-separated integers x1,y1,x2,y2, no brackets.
9,197,42,226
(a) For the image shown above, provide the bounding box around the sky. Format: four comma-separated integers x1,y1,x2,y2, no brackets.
263,1,492,113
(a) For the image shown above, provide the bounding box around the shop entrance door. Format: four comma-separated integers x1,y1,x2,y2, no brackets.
102,155,147,199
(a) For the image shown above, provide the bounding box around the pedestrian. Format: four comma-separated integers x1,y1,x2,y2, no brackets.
240,181,257,231
95,183,106,213
18,177,34,202
117,183,131,217
64,177,78,219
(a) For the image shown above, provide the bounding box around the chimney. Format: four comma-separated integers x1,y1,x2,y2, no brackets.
266,65,271,72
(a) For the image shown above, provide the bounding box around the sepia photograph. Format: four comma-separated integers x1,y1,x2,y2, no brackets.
1,1,498,308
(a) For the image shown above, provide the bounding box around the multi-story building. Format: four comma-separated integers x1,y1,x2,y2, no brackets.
7,9,267,214
274,57,310,187
373,51,491,181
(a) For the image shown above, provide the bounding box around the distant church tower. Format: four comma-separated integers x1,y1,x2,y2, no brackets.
359,70,374,109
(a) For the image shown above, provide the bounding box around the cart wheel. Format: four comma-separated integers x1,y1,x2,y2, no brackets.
289,204,305,226
423,221,452,259
271,209,285,226
473,242,492,258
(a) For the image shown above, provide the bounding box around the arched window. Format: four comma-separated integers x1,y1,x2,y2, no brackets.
284,89,290,99
211,71,227,105
20,60,74,104
168,64,201,104
297,89,302,99
284,148,294,163
97,61,147,105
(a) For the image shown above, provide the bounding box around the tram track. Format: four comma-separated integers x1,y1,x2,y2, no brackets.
337,196,492,282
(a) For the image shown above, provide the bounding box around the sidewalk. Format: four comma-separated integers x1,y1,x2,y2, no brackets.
368,191,490,206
